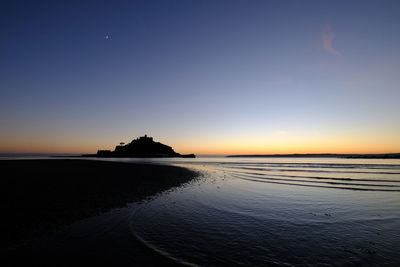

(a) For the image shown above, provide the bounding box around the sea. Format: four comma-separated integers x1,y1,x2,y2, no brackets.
6,156,400,266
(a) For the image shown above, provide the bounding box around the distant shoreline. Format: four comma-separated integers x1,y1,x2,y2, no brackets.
227,153,400,159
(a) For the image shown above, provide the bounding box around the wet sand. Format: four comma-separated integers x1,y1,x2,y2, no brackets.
0,159,197,266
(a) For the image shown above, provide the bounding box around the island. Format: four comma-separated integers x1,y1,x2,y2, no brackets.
83,135,195,158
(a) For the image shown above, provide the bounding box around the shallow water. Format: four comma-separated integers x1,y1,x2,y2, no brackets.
119,157,400,266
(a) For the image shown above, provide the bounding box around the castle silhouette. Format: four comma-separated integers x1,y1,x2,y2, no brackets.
93,135,195,158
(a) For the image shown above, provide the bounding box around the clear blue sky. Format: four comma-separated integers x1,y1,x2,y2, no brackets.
1,0,399,154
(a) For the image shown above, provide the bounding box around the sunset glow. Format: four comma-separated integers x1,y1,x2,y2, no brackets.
1,1,399,155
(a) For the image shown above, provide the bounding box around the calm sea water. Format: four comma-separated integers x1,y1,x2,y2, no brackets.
113,157,400,266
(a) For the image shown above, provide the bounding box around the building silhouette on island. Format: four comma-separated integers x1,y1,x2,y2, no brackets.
90,135,195,158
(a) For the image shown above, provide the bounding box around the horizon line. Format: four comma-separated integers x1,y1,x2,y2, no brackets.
1,152,400,157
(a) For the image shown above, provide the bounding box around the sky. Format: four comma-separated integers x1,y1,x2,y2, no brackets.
1,0,400,155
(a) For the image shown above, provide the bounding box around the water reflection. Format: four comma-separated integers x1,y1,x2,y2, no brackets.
128,158,400,266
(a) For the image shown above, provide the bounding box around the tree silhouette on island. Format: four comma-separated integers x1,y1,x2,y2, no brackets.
84,135,195,158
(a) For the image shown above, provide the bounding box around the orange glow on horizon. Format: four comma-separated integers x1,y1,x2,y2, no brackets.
1,132,399,155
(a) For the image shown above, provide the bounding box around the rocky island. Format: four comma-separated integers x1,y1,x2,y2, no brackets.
84,135,195,158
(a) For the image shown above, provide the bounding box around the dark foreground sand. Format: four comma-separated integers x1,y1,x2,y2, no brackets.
0,159,197,266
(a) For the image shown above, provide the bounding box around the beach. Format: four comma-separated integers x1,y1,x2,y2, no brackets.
2,157,400,266
1,159,197,266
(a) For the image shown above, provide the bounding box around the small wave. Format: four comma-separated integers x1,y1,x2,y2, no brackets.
232,175,400,192
228,172,400,188
128,209,199,267
226,170,400,184
227,166,400,175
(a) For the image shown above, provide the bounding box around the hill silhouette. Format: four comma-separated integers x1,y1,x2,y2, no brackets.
84,135,195,158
